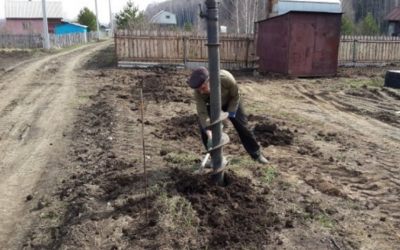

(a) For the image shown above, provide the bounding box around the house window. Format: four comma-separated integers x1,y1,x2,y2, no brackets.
22,21,31,30
166,15,170,19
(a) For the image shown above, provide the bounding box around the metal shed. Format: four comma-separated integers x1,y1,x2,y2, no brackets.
256,11,342,77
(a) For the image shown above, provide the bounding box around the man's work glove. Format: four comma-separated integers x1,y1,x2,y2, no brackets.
228,111,236,118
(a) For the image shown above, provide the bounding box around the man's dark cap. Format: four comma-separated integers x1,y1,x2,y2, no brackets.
187,67,209,89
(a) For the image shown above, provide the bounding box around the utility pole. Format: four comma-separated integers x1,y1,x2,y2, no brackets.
41,0,50,49
94,0,100,40
108,0,113,35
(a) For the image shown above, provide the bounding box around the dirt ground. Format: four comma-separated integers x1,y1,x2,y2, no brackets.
0,49,48,72
1,44,400,249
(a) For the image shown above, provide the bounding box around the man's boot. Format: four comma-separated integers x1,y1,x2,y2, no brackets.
256,154,269,164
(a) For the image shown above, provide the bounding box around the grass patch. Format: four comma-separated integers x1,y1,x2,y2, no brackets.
344,77,384,89
39,210,59,221
316,213,335,229
229,156,255,168
164,152,199,169
154,187,199,245
156,193,199,230
77,95,91,104
343,200,362,210
262,166,278,184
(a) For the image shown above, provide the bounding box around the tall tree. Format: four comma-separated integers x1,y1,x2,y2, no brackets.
77,7,97,31
144,0,400,34
360,12,380,35
341,16,355,35
115,0,144,29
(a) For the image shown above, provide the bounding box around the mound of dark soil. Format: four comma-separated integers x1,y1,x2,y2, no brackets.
84,44,116,69
153,114,199,140
297,141,323,158
135,70,192,103
249,115,294,147
171,168,282,248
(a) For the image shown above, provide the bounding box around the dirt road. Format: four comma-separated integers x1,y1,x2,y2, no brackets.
0,41,110,248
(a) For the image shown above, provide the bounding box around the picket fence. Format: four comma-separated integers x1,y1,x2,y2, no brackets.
339,35,400,64
0,34,42,48
116,30,400,69
115,30,255,69
0,32,101,49
3,31,400,67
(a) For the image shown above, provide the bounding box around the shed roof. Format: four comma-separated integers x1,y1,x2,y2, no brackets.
150,10,177,24
385,7,400,21
277,0,342,14
60,22,88,28
5,0,63,19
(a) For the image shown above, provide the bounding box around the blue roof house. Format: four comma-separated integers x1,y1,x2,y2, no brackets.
55,22,88,35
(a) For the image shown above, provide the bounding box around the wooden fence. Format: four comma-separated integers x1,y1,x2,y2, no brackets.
0,34,42,48
49,33,88,48
339,35,400,64
0,32,101,49
115,30,255,69
116,31,400,69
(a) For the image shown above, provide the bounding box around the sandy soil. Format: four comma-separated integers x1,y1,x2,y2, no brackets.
1,44,400,249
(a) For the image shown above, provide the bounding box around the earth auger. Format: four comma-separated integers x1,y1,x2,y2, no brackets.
200,0,229,186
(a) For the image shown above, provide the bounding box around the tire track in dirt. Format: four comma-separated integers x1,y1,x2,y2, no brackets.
0,57,69,115
292,84,400,142
0,41,111,248
290,83,400,228
240,82,400,246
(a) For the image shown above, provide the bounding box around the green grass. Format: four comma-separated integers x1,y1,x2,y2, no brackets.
164,152,199,169
262,166,278,184
155,191,199,233
229,156,255,169
77,95,91,103
316,213,335,229
344,77,384,89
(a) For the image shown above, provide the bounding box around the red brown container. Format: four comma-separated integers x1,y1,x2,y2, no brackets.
256,11,342,77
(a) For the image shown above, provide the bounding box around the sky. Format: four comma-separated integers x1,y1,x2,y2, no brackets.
0,0,165,24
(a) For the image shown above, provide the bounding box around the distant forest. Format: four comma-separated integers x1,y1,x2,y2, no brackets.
144,0,400,34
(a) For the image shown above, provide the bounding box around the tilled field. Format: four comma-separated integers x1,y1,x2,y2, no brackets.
23,46,400,249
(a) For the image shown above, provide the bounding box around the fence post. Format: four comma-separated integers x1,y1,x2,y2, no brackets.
245,37,251,68
183,36,188,68
352,38,357,64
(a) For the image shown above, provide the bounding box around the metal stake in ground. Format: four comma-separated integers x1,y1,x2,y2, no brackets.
202,0,225,185
139,88,149,221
